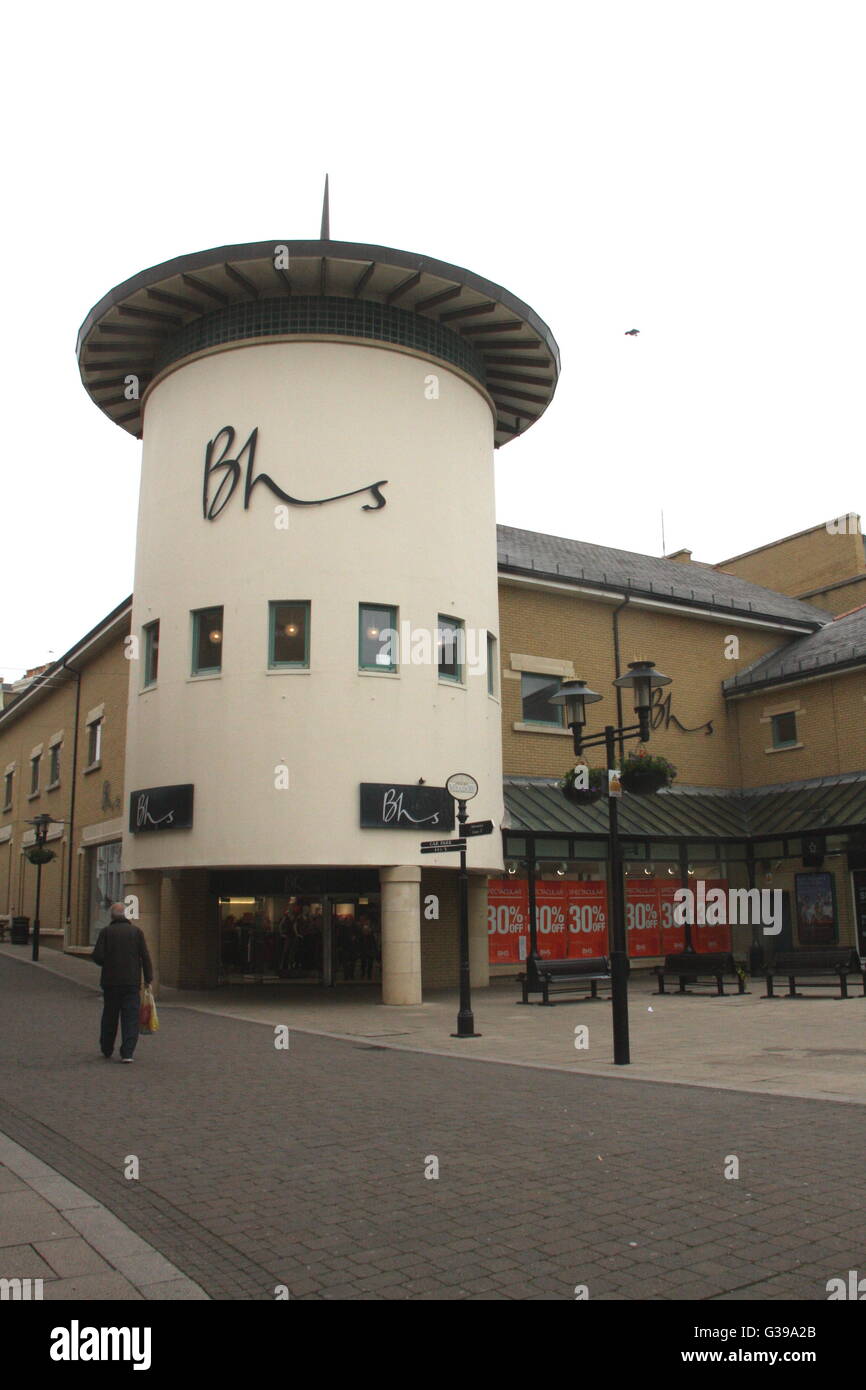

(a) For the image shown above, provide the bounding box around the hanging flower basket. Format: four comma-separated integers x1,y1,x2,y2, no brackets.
25,846,56,865
559,765,606,804
619,748,677,795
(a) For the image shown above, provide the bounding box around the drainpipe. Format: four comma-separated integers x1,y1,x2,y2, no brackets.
63,659,81,929
611,596,631,762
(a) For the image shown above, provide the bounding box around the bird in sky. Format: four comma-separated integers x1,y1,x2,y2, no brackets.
624,328,640,336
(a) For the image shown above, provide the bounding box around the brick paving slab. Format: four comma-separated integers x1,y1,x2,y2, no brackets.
2,955,866,1300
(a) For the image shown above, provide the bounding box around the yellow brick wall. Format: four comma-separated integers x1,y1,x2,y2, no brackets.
420,868,459,988
801,575,866,616
0,669,77,932
718,522,864,598
160,870,217,989
75,645,130,827
497,582,798,788
731,670,866,787
0,627,130,941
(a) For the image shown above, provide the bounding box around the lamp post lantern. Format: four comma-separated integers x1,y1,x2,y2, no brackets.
552,661,671,1065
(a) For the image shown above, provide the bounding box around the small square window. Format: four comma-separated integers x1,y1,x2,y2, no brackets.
192,607,224,675
143,620,160,687
521,673,564,726
437,615,465,683
269,602,310,668
771,711,798,748
359,604,397,672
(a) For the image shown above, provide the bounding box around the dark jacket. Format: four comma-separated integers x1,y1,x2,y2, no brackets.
92,920,153,994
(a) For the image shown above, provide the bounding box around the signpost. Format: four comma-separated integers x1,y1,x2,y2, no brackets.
418,775,488,1037
442,774,481,1039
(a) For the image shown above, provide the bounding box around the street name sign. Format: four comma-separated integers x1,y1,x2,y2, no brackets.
420,838,467,854
463,820,494,837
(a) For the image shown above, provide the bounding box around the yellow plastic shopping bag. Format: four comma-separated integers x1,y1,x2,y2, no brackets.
139,985,159,1034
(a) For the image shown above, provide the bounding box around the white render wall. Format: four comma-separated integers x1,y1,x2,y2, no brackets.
123,338,505,874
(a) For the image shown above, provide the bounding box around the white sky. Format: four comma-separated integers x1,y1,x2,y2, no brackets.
1,1,863,680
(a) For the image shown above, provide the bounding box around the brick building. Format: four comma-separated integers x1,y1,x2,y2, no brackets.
2,515,864,989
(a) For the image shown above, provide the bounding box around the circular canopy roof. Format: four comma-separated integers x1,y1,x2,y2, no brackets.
77,239,560,448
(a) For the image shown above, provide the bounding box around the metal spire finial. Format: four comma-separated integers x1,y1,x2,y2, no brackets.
320,174,330,240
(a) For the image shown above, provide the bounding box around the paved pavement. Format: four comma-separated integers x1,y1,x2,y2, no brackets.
0,1134,208,1301
1,945,865,1300
10,942,866,1105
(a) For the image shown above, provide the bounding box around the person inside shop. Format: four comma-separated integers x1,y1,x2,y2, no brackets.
357,913,379,981
337,913,359,980
221,914,240,972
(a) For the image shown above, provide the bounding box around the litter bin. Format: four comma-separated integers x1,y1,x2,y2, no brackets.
11,916,30,944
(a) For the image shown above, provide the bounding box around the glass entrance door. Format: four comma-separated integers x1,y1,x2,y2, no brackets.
217,889,379,984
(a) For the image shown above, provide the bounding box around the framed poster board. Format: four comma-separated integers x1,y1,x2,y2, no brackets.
794,871,837,945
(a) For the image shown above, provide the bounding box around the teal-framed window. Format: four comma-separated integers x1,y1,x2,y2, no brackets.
48,743,61,787
2,770,12,811
143,620,160,687
192,606,224,675
359,604,397,672
486,632,498,696
521,672,564,726
437,615,464,683
269,601,310,668
29,754,40,795
771,711,798,748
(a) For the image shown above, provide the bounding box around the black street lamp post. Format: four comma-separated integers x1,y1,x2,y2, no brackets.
24,813,58,963
552,661,672,1066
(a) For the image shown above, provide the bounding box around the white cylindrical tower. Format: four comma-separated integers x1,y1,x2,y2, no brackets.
77,228,559,995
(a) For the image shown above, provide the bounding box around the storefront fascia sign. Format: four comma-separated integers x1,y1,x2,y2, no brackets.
129,784,194,833
360,783,455,831
203,427,388,521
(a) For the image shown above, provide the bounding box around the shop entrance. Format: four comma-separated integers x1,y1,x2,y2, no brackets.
217,890,381,985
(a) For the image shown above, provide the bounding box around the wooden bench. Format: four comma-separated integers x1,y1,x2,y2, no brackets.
656,951,745,997
764,949,866,999
519,956,612,1006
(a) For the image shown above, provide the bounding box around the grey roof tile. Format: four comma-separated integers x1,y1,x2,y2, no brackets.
496,525,831,628
722,603,866,692
503,771,866,839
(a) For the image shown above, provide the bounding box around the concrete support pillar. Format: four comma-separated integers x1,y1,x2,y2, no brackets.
468,874,490,988
379,865,422,1005
122,869,161,990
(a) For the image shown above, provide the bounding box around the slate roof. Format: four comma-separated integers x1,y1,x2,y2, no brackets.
503,771,866,841
723,604,866,694
496,525,831,629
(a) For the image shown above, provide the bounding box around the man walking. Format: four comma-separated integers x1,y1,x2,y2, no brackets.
91,903,154,1063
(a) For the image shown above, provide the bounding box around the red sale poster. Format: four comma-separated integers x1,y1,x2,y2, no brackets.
692,879,732,953
658,880,686,954
486,879,528,964
626,880,662,956
535,882,569,959
566,881,609,957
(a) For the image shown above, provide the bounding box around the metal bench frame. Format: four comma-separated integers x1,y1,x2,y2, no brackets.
656,952,745,997
764,949,866,1000
519,955,612,1006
